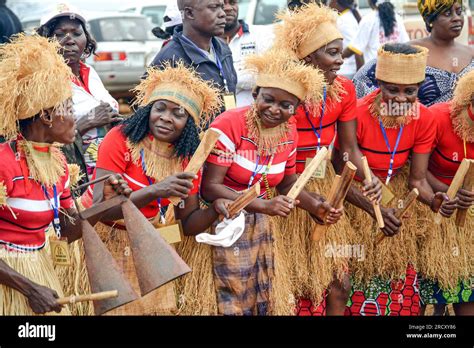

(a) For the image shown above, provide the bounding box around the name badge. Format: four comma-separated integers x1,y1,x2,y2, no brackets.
156,220,184,245
223,93,236,111
381,183,395,206
306,157,327,179
49,236,71,267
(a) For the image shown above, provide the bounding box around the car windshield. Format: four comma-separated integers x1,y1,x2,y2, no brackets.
142,6,167,27
254,0,287,25
91,16,158,42
238,0,252,21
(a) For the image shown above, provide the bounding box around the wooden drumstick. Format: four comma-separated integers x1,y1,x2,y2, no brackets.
286,147,329,200
361,156,385,229
57,290,118,305
434,158,470,224
312,161,357,242
375,188,419,244
455,159,474,227
218,184,261,221
168,129,221,205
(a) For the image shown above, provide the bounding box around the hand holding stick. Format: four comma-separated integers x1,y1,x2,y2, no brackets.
433,159,470,224
375,188,419,244
168,129,221,205
218,184,260,221
311,161,357,242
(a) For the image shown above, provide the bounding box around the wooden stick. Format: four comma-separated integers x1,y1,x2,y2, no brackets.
312,161,357,242
219,184,261,221
57,290,118,305
286,147,328,200
169,129,221,205
455,159,474,227
376,188,419,244
361,156,384,229
434,158,471,224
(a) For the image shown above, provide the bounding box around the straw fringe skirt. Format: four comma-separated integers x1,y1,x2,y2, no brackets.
270,163,355,315
347,167,427,284
417,208,473,304
0,247,70,315
51,238,93,316
94,222,177,315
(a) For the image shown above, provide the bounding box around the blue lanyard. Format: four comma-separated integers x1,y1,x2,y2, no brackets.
140,149,166,224
304,86,327,151
181,35,229,93
379,120,404,185
247,154,272,189
43,185,61,238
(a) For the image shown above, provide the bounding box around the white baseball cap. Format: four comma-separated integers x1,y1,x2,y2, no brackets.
163,1,182,29
40,3,86,26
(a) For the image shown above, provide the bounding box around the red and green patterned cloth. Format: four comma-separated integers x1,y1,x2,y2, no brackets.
297,264,421,316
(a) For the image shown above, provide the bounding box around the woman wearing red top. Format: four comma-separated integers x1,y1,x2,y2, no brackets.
36,4,121,179
341,43,457,316
271,3,382,315
83,62,233,315
421,70,474,315
0,35,129,315
201,49,343,315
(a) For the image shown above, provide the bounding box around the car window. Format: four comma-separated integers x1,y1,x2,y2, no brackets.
142,6,167,27
358,0,370,9
238,0,252,21
254,0,287,25
91,17,158,42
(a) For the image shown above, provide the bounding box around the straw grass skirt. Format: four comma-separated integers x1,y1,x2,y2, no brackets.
417,209,473,305
0,247,70,315
345,167,429,315
269,163,355,315
175,236,218,315
44,223,93,316
94,222,177,315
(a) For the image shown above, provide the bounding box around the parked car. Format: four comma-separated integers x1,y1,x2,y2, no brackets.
238,0,287,26
21,11,163,95
120,0,169,28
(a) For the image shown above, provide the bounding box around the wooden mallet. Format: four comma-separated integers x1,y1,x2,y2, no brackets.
168,129,221,206
361,156,385,229
375,188,419,244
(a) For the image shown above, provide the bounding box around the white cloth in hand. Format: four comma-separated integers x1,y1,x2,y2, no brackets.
195,212,246,247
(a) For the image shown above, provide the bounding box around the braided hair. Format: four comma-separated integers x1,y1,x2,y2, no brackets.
122,103,200,159
369,0,397,37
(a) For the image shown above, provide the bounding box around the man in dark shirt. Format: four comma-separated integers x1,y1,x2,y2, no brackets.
149,0,237,118
0,0,22,44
